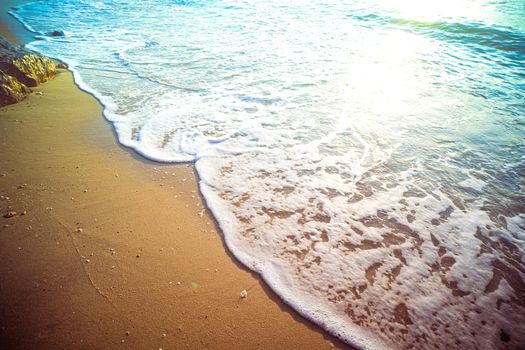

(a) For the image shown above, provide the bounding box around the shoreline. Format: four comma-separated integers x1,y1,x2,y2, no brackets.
0,1,349,349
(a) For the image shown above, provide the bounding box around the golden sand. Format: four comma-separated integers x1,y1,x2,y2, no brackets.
0,2,349,349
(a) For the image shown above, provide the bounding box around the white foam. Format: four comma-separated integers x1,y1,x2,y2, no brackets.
458,177,486,191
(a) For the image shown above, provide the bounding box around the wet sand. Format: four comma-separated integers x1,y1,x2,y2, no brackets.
0,2,349,349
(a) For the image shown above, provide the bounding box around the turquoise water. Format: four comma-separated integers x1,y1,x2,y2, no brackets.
11,0,525,348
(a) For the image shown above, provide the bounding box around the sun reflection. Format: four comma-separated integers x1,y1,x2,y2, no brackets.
390,0,489,22
341,28,436,120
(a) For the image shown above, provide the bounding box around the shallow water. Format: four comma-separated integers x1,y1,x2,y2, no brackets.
11,0,525,348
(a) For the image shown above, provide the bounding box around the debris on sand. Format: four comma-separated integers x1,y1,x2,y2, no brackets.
3,211,16,218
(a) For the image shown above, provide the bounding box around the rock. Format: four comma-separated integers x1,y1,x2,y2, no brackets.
0,71,30,105
0,37,57,107
0,37,57,87
50,30,65,37
3,211,16,218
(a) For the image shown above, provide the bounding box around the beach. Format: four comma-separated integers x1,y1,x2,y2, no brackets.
2,0,524,348
0,2,347,349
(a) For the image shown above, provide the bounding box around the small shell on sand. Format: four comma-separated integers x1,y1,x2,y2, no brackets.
76,228,83,233
240,290,248,298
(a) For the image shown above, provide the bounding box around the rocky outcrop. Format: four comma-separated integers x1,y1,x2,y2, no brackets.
0,71,30,106
0,37,57,107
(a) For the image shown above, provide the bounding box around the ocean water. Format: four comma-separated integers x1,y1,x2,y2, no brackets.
10,0,525,348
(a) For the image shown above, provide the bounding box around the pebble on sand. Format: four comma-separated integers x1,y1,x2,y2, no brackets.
240,290,248,298
3,211,16,218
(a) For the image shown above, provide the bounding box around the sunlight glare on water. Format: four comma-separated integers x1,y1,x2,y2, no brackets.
392,0,489,22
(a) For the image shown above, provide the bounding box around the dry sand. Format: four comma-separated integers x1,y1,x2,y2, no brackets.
0,2,350,349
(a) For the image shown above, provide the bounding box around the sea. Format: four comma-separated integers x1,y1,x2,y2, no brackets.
10,0,525,349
